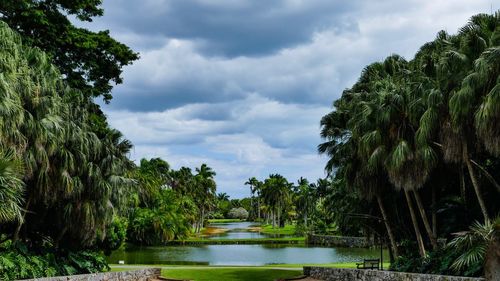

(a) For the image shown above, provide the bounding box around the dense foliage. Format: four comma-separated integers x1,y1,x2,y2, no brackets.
0,239,108,280
318,12,500,276
127,158,218,245
0,19,136,278
0,0,139,101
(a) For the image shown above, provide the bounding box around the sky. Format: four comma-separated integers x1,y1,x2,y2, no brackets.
84,0,495,198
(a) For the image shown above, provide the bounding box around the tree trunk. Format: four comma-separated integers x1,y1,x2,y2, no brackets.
250,196,253,219
460,166,466,204
413,190,438,249
13,197,32,242
257,199,261,221
464,144,490,222
376,195,399,257
471,159,500,193
277,208,281,230
432,187,437,238
272,211,276,228
484,230,500,281
55,226,68,248
404,190,426,257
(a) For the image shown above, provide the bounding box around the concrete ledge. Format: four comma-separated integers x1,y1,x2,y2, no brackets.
306,234,376,248
303,267,485,281
19,268,161,281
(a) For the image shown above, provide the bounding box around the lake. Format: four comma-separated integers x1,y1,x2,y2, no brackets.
108,221,388,265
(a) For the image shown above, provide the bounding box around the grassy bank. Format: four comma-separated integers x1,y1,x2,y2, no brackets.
207,219,244,223
171,237,305,245
110,262,392,280
162,267,302,281
259,224,297,236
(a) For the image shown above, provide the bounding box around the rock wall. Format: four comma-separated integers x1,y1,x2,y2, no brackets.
306,234,376,248
19,268,161,281
303,267,485,281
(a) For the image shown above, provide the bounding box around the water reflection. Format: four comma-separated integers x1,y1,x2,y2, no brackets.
108,244,389,265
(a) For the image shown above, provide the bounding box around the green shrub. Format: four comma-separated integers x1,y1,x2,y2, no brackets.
0,240,109,280
100,216,128,255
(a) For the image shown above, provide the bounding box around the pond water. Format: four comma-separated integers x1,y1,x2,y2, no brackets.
108,221,388,265
107,244,389,265
204,222,291,240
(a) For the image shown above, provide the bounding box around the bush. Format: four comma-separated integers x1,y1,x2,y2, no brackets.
0,240,109,280
390,240,482,277
99,216,128,255
227,207,249,220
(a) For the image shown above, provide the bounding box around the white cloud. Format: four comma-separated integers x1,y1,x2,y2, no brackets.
97,0,495,197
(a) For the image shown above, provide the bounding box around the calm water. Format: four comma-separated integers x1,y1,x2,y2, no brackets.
205,222,291,240
108,222,388,265
107,244,389,265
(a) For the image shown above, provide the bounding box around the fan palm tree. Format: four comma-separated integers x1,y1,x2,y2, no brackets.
0,150,24,223
447,217,500,279
262,174,291,228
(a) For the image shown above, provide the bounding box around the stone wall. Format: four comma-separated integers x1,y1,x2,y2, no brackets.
20,268,161,281
306,234,376,248
303,267,485,281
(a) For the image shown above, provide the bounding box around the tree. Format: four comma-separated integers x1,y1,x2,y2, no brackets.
0,1,139,101
0,151,24,223
0,21,135,249
262,174,291,228
295,178,316,228
447,217,500,279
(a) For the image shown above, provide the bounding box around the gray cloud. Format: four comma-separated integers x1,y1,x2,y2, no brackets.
93,0,494,197
94,0,361,57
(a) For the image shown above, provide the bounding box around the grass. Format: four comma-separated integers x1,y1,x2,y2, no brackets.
109,262,392,280
172,236,305,245
161,267,302,281
207,219,243,223
260,224,297,236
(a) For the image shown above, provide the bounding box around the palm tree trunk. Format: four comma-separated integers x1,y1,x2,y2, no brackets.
463,143,490,222
432,187,437,238
277,208,281,229
13,197,31,242
376,195,399,257
257,199,261,221
470,159,500,193
404,190,426,257
413,190,438,249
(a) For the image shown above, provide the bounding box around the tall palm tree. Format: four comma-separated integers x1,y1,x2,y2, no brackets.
0,150,24,223
262,174,291,228
245,177,261,219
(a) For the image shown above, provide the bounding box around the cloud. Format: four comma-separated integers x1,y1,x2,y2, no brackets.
92,0,494,197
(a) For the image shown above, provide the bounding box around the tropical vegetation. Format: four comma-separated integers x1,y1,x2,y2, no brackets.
318,11,500,277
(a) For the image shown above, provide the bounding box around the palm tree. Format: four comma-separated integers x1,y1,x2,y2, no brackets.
193,164,217,233
447,217,500,279
262,174,291,228
295,178,316,228
0,22,136,247
245,177,261,220
0,151,24,223
217,192,229,202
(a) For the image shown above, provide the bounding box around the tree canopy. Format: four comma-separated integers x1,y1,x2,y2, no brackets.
0,0,139,102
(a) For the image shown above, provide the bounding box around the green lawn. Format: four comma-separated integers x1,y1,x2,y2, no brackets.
260,224,297,236
161,267,302,281
178,236,305,244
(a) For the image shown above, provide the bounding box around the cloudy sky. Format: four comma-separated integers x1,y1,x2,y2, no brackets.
85,0,494,198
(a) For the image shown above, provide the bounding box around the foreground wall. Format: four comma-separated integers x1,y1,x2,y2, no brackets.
303,267,485,281
306,234,376,248
20,268,161,281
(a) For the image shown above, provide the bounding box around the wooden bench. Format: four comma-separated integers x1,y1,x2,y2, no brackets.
356,258,380,269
